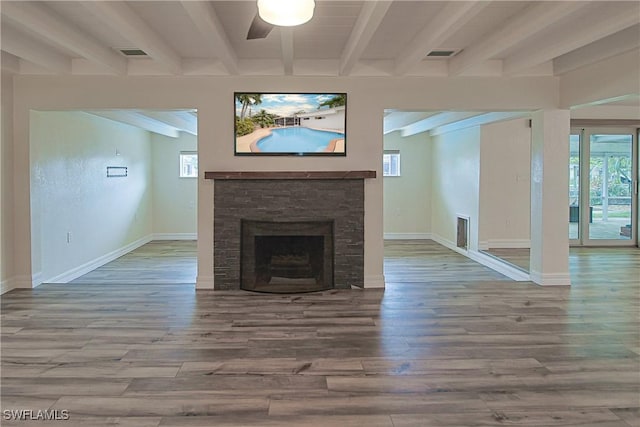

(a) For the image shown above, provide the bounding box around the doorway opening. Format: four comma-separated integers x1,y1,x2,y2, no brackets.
29,109,198,285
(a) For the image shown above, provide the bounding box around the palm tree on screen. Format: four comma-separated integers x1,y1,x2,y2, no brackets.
236,94,263,119
318,94,346,109
252,109,276,128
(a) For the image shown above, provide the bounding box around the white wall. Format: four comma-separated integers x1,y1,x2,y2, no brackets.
383,131,431,238
7,74,561,290
1,72,15,291
30,111,153,283
383,117,532,252
479,119,532,249
151,132,197,237
430,127,481,250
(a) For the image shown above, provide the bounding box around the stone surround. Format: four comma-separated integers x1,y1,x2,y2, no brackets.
212,176,370,291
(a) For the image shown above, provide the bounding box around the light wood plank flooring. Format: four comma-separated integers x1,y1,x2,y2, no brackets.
69,240,197,284
1,240,638,426
484,247,640,282
483,248,531,272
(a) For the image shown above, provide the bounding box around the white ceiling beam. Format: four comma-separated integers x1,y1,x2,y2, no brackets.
394,1,489,76
80,1,182,75
1,51,21,74
504,6,640,75
339,1,393,76
448,1,587,77
430,112,529,137
554,25,640,75
180,1,238,75
1,1,126,75
401,112,483,137
280,28,294,76
383,111,437,134
140,111,198,136
570,94,640,111
1,27,71,74
87,111,180,138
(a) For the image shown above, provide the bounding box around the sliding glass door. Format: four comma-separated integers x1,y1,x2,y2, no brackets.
569,133,581,243
569,128,638,246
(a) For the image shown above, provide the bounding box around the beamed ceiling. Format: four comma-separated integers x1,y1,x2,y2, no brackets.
2,1,639,136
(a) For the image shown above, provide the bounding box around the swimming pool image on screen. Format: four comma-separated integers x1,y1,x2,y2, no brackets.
234,92,347,156
255,127,344,153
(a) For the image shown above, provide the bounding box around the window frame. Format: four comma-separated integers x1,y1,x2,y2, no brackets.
383,150,401,177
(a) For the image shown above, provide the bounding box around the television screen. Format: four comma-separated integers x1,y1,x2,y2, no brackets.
234,92,347,156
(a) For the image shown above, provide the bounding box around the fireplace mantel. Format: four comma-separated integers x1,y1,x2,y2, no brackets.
204,170,376,180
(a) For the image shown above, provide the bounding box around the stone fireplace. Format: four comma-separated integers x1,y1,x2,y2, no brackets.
207,171,375,292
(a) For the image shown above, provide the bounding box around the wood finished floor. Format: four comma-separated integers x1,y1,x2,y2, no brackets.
484,246,640,279
483,248,531,272
69,240,197,285
1,240,639,426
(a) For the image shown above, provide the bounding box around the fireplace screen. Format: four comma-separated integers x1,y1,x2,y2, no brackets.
241,220,334,293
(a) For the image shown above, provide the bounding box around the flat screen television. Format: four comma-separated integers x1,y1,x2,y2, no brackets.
234,92,347,156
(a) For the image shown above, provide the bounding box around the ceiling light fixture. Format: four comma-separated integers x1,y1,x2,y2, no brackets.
257,0,315,27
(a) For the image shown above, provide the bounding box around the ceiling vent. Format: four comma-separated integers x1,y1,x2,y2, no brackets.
426,49,459,58
119,48,148,57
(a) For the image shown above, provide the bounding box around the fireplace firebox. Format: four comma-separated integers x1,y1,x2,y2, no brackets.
241,220,334,293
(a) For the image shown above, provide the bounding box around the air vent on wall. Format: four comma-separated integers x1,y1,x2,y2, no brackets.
119,48,148,57
426,50,459,58
457,216,469,251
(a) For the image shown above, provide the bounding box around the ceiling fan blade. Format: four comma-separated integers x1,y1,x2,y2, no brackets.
247,13,274,40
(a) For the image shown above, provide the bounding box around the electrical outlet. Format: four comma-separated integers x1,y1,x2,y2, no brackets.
66,232,72,243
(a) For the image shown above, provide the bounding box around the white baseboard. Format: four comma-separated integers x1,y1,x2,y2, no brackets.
431,233,530,282
153,233,197,241
44,235,153,283
0,278,11,295
430,233,466,255
18,274,35,288
384,233,432,240
196,275,214,290
529,270,571,286
486,239,531,249
1,276,18,294
479,240,490,250
469,251,530,282
364,274,386,288
32,271,43,287
1,275,36,294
